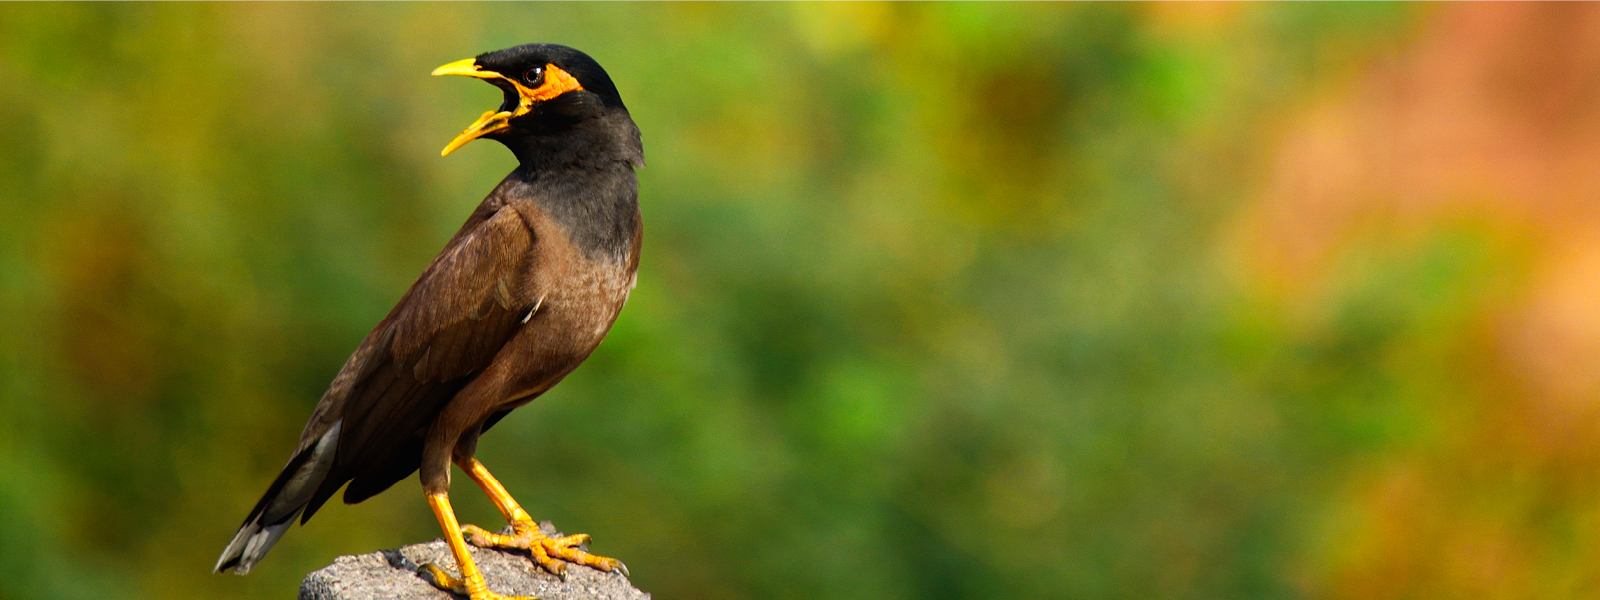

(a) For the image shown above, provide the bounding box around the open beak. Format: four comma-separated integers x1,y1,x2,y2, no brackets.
432,59,518,156
432,57,586,157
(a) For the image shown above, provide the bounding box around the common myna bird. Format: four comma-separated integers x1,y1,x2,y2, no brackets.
216,44,642,599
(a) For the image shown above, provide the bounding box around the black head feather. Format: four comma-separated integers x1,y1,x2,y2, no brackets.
474,43,627,111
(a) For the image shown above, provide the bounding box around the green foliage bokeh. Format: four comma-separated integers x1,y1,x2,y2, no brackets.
0,3,1476,600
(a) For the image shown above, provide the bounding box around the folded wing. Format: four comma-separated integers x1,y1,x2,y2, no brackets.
305,204,537,520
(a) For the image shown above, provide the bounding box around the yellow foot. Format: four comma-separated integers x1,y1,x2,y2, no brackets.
462,521,627,579
416,562,535,600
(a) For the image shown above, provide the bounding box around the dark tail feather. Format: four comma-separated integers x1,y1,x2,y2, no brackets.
215,422,341,574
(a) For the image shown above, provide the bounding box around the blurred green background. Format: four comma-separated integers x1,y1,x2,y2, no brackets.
8,3,1600,599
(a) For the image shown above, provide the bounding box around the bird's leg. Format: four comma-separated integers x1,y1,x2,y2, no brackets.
417,491,533,600
456,457,627,578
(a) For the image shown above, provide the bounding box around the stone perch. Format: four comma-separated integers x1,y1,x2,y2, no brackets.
300,522,647,600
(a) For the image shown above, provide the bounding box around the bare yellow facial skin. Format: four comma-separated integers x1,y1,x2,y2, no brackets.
431,58,585,156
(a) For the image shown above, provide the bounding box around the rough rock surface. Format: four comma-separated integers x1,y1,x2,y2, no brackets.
300,522,646,600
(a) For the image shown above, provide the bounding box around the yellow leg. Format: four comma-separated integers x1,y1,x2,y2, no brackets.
417,491,533,600
461,457,534,523
456,458,628,578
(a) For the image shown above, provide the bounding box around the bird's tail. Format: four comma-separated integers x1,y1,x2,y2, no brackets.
214,422,341,575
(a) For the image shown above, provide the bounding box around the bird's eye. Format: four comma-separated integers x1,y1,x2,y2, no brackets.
524,66,545,87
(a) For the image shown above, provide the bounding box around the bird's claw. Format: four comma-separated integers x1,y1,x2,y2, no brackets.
417,562,467,594
461,521,626,578
417,561,537,600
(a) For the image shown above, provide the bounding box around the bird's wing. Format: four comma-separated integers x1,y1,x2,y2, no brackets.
306,204,537,514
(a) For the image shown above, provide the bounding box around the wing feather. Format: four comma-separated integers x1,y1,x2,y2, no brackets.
300,205,537,518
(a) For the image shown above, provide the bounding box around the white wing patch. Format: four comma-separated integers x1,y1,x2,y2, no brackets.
522,296,544,324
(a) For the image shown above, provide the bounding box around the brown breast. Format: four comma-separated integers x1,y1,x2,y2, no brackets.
493,204,639,407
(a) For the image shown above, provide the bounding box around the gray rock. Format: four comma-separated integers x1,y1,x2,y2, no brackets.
300,522,646,600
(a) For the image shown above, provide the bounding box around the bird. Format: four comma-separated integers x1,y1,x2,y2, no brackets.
215,43,643,600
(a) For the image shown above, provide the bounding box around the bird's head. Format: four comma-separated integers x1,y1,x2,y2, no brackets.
432,44,628,157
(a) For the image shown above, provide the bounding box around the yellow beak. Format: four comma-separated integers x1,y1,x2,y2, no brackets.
432,57,587,157
431,58,490,79
432,58,517,157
